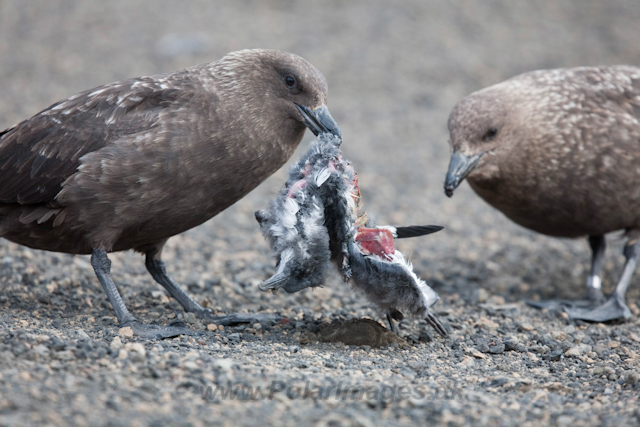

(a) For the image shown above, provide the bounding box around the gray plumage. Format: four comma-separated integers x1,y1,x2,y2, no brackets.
254,137,337,293
0,49,340,338
444,65,640,322
258,133,447,336
346,240,446,336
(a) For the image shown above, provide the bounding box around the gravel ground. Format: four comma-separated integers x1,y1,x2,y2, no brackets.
2,1,640,426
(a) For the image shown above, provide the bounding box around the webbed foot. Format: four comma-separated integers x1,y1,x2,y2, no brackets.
564,294,631,322
121,320,202,339
196,309,282,326
526,287,605,311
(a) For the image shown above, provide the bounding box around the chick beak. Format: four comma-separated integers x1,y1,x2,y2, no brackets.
258,272,287,293
444,150,483,197
296,104,341,138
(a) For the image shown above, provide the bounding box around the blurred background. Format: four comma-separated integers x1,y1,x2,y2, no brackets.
1,0,640,324
3,1,640,425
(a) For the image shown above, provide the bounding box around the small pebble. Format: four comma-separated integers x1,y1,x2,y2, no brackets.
489,344,505,354
118,327,134,338
184,312,197,324
565,344,592,357
520,323,535,331
74,329,90,341
467,348,487,359
125,343,146,362
547,349,563,361
503,337,519,351
110,337,123,350
623,370,640,385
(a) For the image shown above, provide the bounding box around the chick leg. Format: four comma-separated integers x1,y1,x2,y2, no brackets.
145,249,280,326
91,249,196,339
386,310,400,335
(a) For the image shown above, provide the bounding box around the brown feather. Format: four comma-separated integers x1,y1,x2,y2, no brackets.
448,65,640,238
0,49,331,255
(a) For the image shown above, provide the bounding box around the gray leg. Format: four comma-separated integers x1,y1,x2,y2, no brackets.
565,239,637,322
145,249,281,326
385,309,446,337
91,249,197,339
91,249,136,325
527,235,606,311
586,235,606,302
145,251,208,314
426,313,448,337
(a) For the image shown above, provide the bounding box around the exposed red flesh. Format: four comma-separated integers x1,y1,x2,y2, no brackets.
355,228,395,259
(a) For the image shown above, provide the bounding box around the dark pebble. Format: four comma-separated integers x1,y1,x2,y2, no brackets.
529,345,550,354
49,338,66,351
11,343,28,356
477,343,490,353
419,331,433,343
489,377,509,387
36,293,51,305
503,337,519,351
489,344,505,354
546,349,564,361
560,341,574,352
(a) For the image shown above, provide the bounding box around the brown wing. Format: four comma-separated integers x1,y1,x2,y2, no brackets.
0,74,199,206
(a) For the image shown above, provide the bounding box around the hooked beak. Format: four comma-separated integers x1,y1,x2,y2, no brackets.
296,104,341,138
444,150,483,197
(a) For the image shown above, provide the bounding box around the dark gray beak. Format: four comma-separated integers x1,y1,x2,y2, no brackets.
296,104,341,138
444,150,483,197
